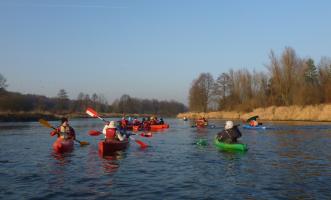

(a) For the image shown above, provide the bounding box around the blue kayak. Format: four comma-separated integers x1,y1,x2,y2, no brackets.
243,124,267,130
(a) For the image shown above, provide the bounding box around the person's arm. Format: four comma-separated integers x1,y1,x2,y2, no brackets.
116,131,124,141
50,127,60,137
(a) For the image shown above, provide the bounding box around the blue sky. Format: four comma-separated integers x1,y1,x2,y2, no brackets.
1,0,331,104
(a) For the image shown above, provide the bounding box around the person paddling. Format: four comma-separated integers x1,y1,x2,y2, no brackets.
216,121,242,144
103,121,124,142
50,117,76,140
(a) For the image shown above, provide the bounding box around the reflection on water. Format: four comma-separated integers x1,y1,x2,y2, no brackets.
100,152,123,174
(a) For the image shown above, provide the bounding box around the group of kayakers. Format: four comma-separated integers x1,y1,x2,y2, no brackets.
49,114,260,152
50,116,167,143
193,116,261,144
118,116,165,131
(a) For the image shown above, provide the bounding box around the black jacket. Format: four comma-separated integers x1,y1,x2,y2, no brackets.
216,126,242,143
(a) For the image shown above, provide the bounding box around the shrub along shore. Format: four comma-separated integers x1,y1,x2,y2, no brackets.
177,104,331,122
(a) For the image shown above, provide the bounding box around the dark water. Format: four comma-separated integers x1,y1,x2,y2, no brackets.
1,119,331,199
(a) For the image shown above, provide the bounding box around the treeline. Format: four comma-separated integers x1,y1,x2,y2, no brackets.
189,47,331,112
0,89,111,114
0,74,187,116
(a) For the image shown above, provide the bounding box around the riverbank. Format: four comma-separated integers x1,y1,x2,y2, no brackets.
177,104,331,122
0,111,155,122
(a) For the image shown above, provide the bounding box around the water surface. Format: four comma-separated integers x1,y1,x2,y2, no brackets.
1,119,331,199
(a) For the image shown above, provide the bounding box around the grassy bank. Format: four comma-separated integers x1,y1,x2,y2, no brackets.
177,104,331,122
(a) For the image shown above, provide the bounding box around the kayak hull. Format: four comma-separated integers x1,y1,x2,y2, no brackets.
150,124,169,131
99,139,129,155
214,138,248,151
53,138,74,153
242,124,267,130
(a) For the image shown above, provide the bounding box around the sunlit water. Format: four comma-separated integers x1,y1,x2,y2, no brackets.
1,118,331,199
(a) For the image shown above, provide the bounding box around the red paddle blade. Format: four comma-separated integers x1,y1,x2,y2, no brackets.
89,130,102,136
135,139,148,148
86,107,99,118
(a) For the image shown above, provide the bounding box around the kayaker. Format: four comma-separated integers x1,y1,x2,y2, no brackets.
249,119,258,127
50,117,76,140
103,121,124,142
196,117,206,127
159,118,164,125
216,121,242,143
120,117,128,130
143,120,151,130
133,117,140,126
150,116,157,125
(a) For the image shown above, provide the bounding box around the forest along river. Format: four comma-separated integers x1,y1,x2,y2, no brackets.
1,118,331,199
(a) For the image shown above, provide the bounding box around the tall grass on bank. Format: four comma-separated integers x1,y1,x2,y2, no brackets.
177,104,331,122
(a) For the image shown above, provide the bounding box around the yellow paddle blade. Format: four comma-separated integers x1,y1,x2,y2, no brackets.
38,119,53,129
79,141,90,146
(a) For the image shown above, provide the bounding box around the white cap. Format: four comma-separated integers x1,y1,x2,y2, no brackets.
225,121,234,130
109,121,116,128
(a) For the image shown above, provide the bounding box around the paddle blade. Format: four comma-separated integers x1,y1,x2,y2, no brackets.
74,139,89,146
89,130,102,136
86,107,99,118
79,141,90,145
38,119,53,129
135,139,148,148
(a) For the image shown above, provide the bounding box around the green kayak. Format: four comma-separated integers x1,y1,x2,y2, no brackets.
214,137,248,151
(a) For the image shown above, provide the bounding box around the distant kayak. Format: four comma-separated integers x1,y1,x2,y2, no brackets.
140,132,153,137
150,124,170,131
53,138,74,153
99,139,129,156
214,138,248,151
242,124,267,130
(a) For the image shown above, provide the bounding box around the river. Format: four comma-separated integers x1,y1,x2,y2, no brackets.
1,118,331,199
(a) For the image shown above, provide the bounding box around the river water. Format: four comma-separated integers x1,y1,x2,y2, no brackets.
1,118,331,199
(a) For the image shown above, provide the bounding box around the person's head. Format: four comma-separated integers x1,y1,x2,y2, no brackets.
225,121,234,130
61,117,69,126
108,121,116,129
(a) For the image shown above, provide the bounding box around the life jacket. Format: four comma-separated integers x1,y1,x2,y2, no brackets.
105,128,117,139
196,120,205,127
143,121,151,130
121,119,127,128
150,119,157,125
57,125,75,139
250,120,258,127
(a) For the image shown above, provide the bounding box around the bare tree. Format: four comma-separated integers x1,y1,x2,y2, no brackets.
188,73,214,112
0,73,8,90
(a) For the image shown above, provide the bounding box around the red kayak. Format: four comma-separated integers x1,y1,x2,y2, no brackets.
150,124,170,131
53,138,74,153
99,139,129,156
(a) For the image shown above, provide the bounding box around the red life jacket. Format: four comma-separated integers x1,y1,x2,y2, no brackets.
121,119,127,128
105,128,117,139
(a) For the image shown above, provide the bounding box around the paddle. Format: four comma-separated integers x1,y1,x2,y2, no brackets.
38,119,89,146
89,130,102,136
85,107,148,148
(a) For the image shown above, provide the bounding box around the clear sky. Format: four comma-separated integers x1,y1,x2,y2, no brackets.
1,0,331,104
